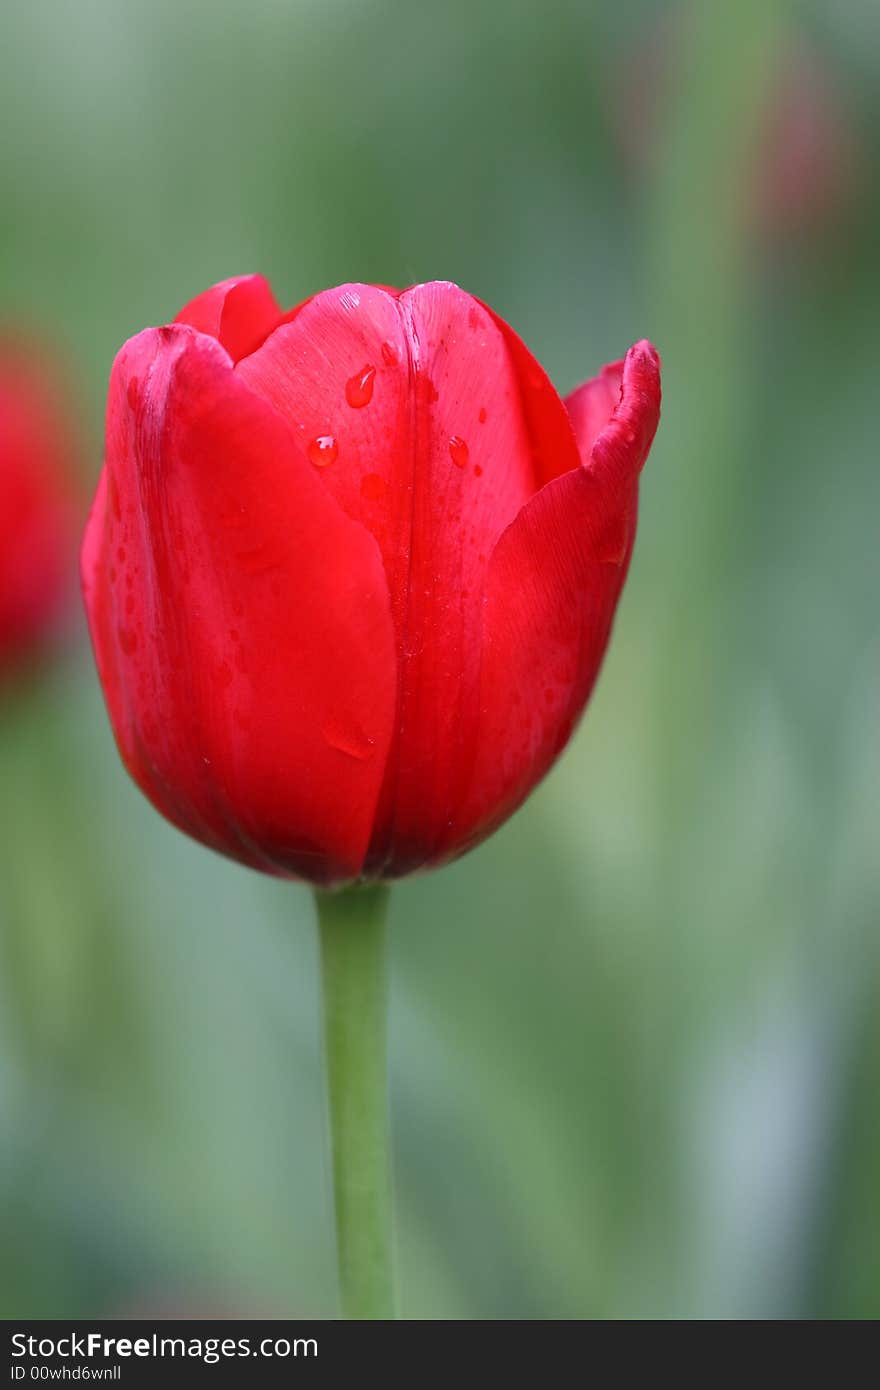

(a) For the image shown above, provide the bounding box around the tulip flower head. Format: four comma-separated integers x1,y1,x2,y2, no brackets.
1,338,80,674
82,277,660,884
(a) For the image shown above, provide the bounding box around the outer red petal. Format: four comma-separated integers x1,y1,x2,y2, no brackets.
174,274,283,363
445,340,661,857
81,325,396,884
239,281,562,873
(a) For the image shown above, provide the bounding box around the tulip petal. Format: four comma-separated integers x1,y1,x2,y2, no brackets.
239,281,580,872
82,325,397,883
174,274,283,363
477,299,582,486
237,285,415,628
446,340,661,854
564,359,625,461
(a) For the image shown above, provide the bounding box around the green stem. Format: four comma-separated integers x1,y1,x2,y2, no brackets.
316,882,394,1319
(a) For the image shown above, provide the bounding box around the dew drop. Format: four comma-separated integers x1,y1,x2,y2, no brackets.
361,472,386,501
449,436,469,469
478,406,487,423
473,464,483,478
322,712,376,761
381,341,398,366
346,364,376,408
308,434,338,467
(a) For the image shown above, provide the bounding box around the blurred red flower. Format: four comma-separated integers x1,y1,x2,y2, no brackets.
0,337,81,674
754,44,861,243
613,30,861,245
82,277,660,883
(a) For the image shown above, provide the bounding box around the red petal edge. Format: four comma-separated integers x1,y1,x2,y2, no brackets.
82,324,397,884
174,274,283,363
442,339,661,858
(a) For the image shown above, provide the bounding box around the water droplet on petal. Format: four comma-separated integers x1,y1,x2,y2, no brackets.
449,436,469,469
322,711,376,761
308,435,338,467
381,341,398,366
346,364,376,408
473,464,483,477
478,406,487,423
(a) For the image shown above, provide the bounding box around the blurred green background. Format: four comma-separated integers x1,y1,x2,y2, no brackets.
1,0,878,1319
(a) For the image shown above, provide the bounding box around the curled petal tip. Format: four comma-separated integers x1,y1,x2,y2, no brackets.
628,337,661,365
564,338,661,481
634,337,662,391
621,339,662,406
589,338,661,483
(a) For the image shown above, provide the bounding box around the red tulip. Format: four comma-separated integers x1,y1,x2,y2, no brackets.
81,278,660,884
0,338,80,673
